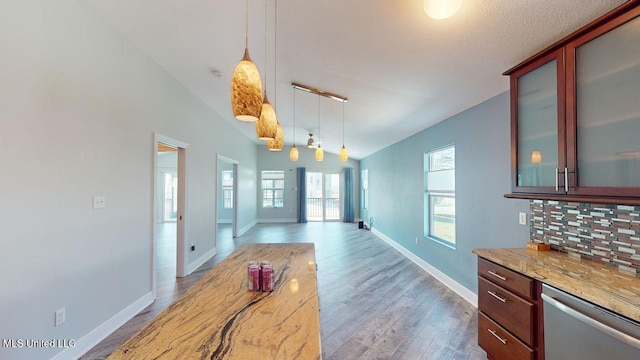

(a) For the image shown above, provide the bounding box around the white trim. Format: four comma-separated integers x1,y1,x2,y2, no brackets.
257,218,298,223
237,220,257,236
51,292,154,360
217,219,233,224
371,228,478,308
187,247,217,274
216,155,239,238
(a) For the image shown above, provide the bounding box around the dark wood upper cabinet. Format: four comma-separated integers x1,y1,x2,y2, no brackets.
506,2,640,202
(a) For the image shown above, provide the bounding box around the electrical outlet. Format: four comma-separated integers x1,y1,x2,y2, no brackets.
519,212,527,226
191,243,195,251
93,196,106,209
55,308,65,327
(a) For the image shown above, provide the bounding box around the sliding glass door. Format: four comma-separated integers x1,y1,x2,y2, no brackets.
306,172,340,221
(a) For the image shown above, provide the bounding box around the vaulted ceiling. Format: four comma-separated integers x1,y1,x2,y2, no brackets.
82,0,628,160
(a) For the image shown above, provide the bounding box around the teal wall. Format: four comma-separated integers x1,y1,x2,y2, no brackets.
360,92,530,292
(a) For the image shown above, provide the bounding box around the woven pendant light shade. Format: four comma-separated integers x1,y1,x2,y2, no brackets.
289,145,299,161
315,145,324,161
231,48,263,122
267,123,284,151
256,94,278,140
339,145,348,162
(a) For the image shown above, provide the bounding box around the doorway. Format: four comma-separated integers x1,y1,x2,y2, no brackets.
153,134,188,299
216,155,239,249
306,171,340,221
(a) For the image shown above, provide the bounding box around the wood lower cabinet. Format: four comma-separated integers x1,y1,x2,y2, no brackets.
477,258,544,360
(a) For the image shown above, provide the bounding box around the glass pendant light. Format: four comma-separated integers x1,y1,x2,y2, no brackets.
231,0,263,122
315,144,324,161
267,122,284,151
290,89,299,161
315,97,323,161
531,150,542,164
339,100,348,162
255,0,277,140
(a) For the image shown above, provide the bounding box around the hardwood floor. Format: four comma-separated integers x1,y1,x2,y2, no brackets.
81,222,486,360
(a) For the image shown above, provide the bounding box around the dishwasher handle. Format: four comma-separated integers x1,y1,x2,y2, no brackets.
541,293,640,350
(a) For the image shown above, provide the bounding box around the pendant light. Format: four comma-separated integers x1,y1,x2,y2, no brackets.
339,100,348,162
531,150,542,164
306,134,315,148
315,97,324,162
255,0,277,140
289,88,299,161
266,0,283,151
267,123,284,151
231,0,263,122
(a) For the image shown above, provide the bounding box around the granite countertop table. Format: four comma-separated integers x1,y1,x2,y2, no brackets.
108,243,321,360
473,248,640,323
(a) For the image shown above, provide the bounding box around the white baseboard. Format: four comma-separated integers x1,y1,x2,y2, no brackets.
51,292,154,360
187,247,217,274
371,228,478,308
257,218,297,223
237,220,257,236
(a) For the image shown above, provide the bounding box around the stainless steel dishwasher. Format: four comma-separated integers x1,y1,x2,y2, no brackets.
542,284,640,359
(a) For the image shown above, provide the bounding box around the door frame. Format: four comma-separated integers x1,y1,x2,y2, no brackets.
216,154,239,238
152,133,189,299
306,170,342,221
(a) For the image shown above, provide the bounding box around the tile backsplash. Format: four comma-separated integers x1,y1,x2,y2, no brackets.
530,200,640,275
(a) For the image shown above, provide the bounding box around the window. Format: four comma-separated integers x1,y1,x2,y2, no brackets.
362,169,369,210
424,146,455,247
222,170,233,209
261,170,284,208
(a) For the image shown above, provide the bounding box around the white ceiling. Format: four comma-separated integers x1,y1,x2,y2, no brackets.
81,0,628,160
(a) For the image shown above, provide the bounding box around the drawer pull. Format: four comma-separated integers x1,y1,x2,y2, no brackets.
487,270,507,281
488,329,508,345
487,290,507,303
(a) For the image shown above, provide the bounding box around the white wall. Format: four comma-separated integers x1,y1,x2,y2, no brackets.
256,145,360,222
0,1,257,359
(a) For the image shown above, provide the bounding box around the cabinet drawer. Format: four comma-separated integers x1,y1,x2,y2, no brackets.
478,258,534,299
478,277,535,346
478,311,534,360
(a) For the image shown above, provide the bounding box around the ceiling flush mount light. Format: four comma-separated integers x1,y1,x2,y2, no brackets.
231,0,263,122
423,0,463,20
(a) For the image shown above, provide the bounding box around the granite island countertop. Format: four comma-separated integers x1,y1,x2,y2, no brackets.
108,243,321,360
473,248,640,323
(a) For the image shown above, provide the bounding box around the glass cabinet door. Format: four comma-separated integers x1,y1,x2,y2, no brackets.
512,49,565,193
568,10,640,196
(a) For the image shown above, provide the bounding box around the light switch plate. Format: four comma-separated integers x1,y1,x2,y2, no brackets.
519,212,527,226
